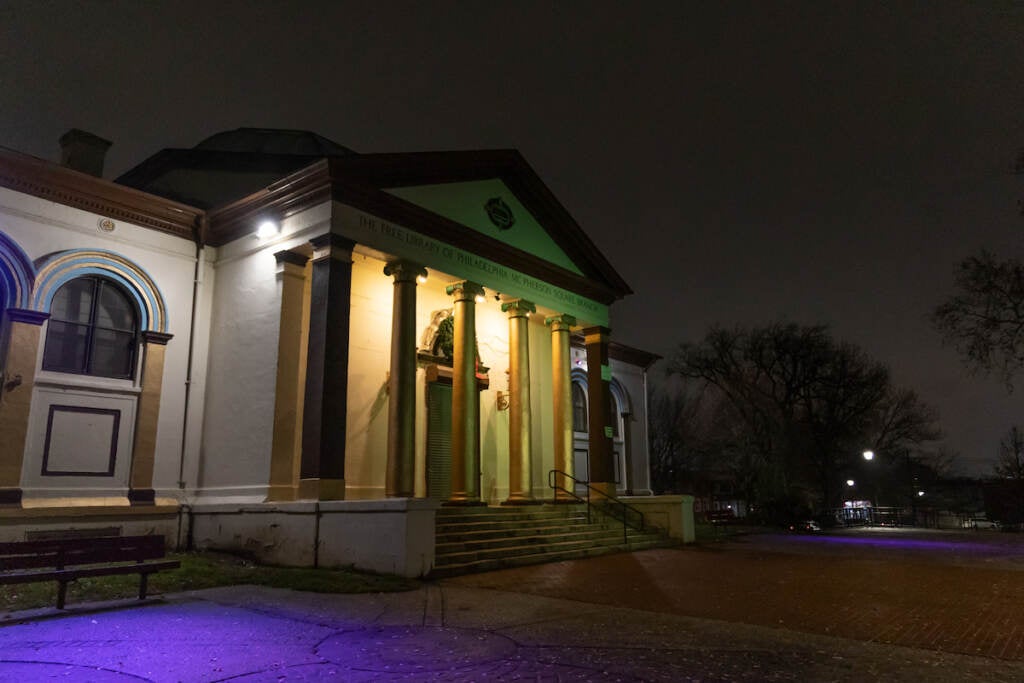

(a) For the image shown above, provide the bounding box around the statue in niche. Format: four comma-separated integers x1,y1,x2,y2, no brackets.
419,308,483,370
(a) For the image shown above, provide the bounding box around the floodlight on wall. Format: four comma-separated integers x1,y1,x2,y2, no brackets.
416,273,428,284
256,220,280,240
475,290,487,304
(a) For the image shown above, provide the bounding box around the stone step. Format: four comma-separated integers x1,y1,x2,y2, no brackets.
435,509,589,525
430,538,673,578
435,531,668,566
436,517,594,535
431,501,674,577
437,527,636,554
436,522,617,544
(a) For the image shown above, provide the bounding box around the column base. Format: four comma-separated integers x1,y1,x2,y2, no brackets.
0,487,22,507
589,481,618,499
128,488,155,505
298,478,345,501
551,495,581,504
265,484,299,502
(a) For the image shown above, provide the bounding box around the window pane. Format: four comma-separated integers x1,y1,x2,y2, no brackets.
95,282,136,331
42,320,89,373
572,383,588,432
89,328,136,378
50,278,94,324
609,393,620,437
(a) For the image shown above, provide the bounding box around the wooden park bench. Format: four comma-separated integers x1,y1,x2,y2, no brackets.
0,535,180,609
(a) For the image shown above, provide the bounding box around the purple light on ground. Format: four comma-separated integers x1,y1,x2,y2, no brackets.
782,534,1006,553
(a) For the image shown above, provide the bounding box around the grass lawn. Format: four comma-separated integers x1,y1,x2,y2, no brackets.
1,551,420,613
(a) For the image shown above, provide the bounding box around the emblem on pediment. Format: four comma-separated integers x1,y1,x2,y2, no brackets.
484,197,515,231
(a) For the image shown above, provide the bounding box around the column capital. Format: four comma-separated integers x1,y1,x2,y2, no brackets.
500,299,536,318
274,250,309,267
310,233,356,261
142,331,174,346
4,309,49,325
582,325,612,344
445,280,484,302
545,313,577,331
384,261,427,283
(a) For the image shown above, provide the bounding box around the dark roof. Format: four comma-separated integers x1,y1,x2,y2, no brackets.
194,128,354,156
115,129,632,300
115,128,355,208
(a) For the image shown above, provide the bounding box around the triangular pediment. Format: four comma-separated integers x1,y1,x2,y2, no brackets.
384,179,584,276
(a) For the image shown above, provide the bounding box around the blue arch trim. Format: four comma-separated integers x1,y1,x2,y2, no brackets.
0,230,36,310
32,250,168,333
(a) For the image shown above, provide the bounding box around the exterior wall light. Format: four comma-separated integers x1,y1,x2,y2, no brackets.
846,479,855,487
475,292,486,304
256,220,279,240
863,450,874,460
416,274,428,284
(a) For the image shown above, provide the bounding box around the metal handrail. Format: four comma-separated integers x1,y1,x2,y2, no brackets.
548,469,644,543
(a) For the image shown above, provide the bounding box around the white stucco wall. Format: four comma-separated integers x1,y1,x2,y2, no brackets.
197,203,330,501
0,187,198,503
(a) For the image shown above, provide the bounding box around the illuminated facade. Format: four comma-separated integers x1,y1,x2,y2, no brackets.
0,129,676,575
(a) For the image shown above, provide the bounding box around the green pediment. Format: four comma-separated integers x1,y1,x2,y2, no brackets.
384,179,584,275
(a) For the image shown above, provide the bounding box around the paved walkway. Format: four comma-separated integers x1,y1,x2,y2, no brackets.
450,530,1024,661
0,530,1022,681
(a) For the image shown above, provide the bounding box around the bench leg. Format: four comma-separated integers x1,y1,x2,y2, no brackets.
57,580,68,610
138,573,148,601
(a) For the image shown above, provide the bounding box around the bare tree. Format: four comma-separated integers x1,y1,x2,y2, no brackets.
669,323,941,513
932,252,1024,388
995,425,1024,524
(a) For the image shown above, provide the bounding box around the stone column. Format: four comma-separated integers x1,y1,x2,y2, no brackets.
129,331,174,505
384,261,426,498
583,326,615,498
267,250,309,502
502,299,536,504
0,309,48,506
546,314,576,501
300,233,355,501
444,280,484,505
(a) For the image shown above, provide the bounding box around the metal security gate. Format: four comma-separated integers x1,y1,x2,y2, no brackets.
426,382,452,500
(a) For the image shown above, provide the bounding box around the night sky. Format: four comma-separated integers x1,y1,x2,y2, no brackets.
1,1,1022,474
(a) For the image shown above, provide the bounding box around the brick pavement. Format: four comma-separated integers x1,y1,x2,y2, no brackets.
446,535,1024,661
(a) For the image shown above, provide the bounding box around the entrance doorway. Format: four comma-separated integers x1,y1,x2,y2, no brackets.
426,381,452,500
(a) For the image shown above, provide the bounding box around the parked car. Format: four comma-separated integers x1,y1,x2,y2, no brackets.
963,518,999,530
788,520,821,533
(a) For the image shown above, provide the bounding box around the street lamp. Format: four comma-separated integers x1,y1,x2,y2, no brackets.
846,479,855,487
863,450,874,461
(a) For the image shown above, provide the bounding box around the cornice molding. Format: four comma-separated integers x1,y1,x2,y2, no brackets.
205,160,333,247
206,158,623,305
0,147,202,242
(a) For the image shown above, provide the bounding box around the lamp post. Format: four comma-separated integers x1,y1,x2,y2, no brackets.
862,450,876,524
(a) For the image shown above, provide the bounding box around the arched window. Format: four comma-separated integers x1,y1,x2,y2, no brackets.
42,276,138,379
571,381,588,432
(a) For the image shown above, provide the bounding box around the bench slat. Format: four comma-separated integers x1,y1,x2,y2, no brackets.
0,536,167,571
0,535,177,608
0,560,181,585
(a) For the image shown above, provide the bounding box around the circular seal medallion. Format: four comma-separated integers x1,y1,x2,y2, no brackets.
484,197,515,230
98,218,116,233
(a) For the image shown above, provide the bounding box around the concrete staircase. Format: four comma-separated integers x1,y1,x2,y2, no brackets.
431,503,674,578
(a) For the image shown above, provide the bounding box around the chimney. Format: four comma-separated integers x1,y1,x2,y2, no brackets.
59,128,112,177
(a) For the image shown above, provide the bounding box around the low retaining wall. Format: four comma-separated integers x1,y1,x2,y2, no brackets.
621,494,695,543
188,498,440,577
